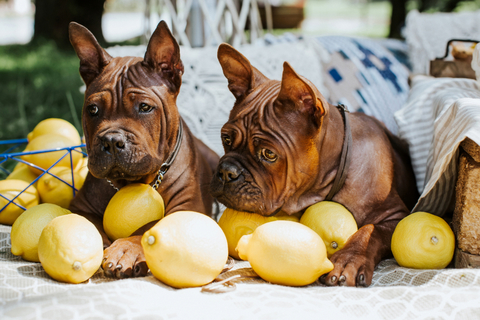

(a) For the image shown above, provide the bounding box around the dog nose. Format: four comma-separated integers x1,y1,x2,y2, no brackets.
100,132,126,154
217,161,241,183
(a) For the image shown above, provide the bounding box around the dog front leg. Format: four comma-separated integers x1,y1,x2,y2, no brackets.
320,219,400,287
102,236,149,278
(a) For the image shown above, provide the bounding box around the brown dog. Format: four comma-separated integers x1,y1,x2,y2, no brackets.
68,21,219,278
210,44,418,287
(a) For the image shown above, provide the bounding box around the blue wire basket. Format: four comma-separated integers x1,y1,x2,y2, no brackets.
0,139,87,214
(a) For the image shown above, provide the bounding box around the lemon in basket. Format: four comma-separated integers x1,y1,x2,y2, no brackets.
12,162,28,173
142,211,228,288
391,211,455,269
236,220,334,286
7,165,39,186
0,179,39,225
28,118,81,145
38,214,103,284
11,203,71,262
300,201,358,257
103,183,165,241
37,166,86,208
21,133,83,175
74,157,88,179
218,208,300,260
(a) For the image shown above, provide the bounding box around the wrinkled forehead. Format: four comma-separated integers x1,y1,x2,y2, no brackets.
84,56,168,96
224,81,292,141
228,80,280,123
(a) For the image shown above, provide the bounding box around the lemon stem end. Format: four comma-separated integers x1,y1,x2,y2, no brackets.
147,235,156,245
72,261,82,271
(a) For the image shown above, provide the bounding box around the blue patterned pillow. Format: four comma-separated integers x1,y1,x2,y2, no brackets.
315,36,410,134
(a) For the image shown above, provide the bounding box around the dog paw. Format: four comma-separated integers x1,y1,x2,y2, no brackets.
319,250,375,287
102,236,148,278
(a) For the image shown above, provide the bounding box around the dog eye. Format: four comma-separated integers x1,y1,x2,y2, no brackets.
87,104,99,116
261,149,277,162
139,103,154,113
222,135,232,146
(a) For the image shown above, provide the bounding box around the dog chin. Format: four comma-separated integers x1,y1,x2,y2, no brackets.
89,154,157,180
217,195,280,216
89,165,151,181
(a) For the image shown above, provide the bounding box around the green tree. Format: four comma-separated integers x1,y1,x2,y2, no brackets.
33,0,107,47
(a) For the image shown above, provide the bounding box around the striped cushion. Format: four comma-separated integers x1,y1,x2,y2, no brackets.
394,75,480,216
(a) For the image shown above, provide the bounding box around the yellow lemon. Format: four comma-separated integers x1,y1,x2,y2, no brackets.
218,208,300,260
236,220,334,286
12,162,28,173
38,214,103,284
0,179,39,225
142,211,228,288
37,166,86,208
391,211,455,269
27,118,81,145
74,157,88,180
104,183,165,241
11,203,71,262
7,165,39,186
300,201,358,257
21,133,83,175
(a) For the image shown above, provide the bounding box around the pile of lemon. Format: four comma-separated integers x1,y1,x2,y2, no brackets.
219,202,357,286
9,182,166,284
0,118,87,225
219,203,456,287
10,203,104,284
103,185,229,288
11,183,229,287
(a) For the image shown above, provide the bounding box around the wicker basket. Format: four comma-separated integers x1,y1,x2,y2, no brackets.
0,139,86,214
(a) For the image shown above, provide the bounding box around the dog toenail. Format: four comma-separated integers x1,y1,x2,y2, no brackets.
107,262,113,269
319,274,327,283
116,264,123,270
359,274,365,282
331,276,337,283
339,275,346,282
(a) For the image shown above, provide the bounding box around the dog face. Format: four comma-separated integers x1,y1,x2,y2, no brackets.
69,21,184,182
210,44,331,216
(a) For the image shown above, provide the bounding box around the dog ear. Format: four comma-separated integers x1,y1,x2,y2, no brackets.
217,43,269,100
69,22,112,87
274,62,326,127
144,21,184,89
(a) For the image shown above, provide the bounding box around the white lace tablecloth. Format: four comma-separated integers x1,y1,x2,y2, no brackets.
1,224,480,320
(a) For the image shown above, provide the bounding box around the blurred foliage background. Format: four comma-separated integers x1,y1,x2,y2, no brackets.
0,0,479,142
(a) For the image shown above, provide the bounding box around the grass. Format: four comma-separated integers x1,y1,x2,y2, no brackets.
0,42,85,141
